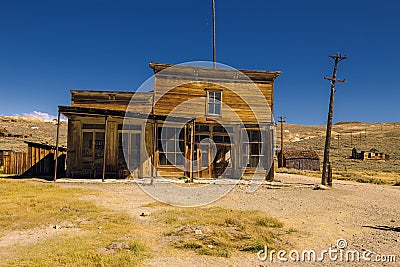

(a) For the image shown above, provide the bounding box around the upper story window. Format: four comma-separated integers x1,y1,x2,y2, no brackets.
207,91,222,116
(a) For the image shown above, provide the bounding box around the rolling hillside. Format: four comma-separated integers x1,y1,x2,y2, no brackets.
1,116,399,182
0,116,67,152
277,122,400,183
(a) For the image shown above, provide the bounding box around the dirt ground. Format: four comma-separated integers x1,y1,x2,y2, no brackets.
45,173,400,267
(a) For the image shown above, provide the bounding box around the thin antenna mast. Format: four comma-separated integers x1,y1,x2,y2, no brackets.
212,0,216,68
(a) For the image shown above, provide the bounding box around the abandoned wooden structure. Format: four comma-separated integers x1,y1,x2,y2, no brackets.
0,127,28,138
0,142,66,176
278,150,320,171
59,62,281,179
352,148,389,161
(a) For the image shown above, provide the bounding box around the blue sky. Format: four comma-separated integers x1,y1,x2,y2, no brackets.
0,0,399,124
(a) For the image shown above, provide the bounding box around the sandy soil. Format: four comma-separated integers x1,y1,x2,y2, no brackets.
50,174,400,266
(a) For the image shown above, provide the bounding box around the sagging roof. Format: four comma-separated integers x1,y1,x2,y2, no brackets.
283,150,320,160
59,105,192,123
353,148,382,154
24,141,67,152
149,62,282,83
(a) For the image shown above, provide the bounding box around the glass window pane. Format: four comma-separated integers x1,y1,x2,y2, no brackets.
179,140,185,153
215,92,221,101
199,125,209,132
208,103,215,114
158,139,163,152
131,134,140,150
209,91,215,101
176,154,184,166
159,153,167,165
166,128,175,139
223,136,231,143
249,130,260,142
166,140,175,152
251,143,260,155
82,132,93,158
94,132,105,160
166,153,174,165
201,150,209,167
249,156,259,167
215,103,221,115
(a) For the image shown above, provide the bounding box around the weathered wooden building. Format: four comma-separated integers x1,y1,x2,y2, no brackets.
0,142,66,176
278,150,320,171
352,148,389,161
59,63,281,179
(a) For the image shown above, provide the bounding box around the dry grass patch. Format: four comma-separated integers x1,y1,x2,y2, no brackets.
154,207,294,257
0,179,148,266
276,167,400,185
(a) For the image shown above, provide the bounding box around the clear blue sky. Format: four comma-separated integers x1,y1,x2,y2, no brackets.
0,0,399,124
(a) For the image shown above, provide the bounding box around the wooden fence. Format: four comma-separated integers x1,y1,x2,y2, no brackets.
0,142,66,177
0,151,29,175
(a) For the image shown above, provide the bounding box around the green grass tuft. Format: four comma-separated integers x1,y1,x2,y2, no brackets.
153,207,292,258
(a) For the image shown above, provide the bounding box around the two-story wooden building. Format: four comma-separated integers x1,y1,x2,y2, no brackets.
59,63,281,180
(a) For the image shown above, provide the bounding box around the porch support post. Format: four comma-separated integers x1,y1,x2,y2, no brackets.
102,115,108,182
53,107,61,182
189,120,195,183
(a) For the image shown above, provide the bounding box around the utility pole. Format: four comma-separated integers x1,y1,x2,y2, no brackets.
350,131,353,147
212,0,217,69
321,53,347,186
278,116,286,168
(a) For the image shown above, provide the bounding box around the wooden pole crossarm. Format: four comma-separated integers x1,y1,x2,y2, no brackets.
328,54,348,61
324,77,346,83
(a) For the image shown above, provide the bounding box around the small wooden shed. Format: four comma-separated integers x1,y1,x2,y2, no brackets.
0,142,67,176
0,127,9,137
352,148,389,161
278,150,320,171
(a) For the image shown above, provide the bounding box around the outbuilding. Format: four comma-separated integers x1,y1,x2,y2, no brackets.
278,150,320,171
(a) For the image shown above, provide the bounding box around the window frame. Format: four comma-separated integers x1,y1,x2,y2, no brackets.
81,125,105,166
117,128,142,170
242,129,265,168
206,90,222,116
157,126,185,166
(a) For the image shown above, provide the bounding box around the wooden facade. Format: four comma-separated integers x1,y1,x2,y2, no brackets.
278,150,320,171
60,63,281,179
0,142,66,176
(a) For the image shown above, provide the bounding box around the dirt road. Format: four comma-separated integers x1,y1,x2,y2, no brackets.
54,173,400,266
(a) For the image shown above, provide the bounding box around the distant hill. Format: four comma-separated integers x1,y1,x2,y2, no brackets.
1,117,399,177
0,116,67,152
277,122,400,174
